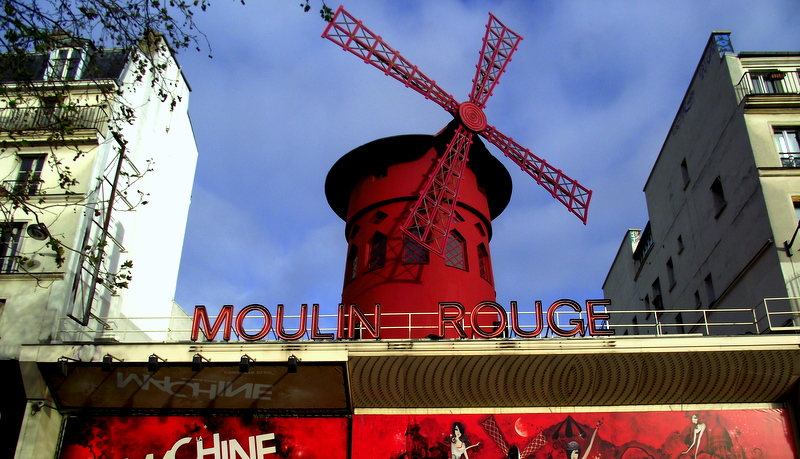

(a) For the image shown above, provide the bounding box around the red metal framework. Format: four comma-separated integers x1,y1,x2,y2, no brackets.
471,14,521,109
323,6,592,255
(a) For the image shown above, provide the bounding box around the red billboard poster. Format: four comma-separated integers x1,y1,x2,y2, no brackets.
59,415,348,459
352,409,796,459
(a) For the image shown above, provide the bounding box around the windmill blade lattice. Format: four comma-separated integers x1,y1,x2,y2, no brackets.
322,6,458,114
482,126,591,223
323,5,592,255
471,14,522,108
401,125,474,254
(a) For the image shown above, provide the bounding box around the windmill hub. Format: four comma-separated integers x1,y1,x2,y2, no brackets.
457,101,487,132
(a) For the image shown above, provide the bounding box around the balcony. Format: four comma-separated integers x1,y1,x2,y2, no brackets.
0,255,19,274
735,70,800,105
2,178,43,196
0,105,107,133
780,153,800,168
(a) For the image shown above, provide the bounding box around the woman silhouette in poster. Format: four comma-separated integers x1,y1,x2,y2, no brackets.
682,414,706,459
445,422,480,459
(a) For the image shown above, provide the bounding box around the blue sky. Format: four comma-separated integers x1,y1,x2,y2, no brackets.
171,0,799,318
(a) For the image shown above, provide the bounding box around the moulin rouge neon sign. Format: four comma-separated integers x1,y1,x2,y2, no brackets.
190,300,614,341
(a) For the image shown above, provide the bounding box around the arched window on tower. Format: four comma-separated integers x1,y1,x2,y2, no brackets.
402,228,429,264
346,245,358,282
477,243,492,284
368,232,387,271
444,231,466,270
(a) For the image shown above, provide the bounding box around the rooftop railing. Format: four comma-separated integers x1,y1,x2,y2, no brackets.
51,298,800,343
611,297,800,336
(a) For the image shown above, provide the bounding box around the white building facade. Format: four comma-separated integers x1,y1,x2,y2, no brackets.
603,32,800,336
0,34,197,457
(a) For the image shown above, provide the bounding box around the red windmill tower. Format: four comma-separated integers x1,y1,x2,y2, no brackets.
323,6,591,339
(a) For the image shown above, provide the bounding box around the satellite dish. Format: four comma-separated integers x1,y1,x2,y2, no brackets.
26,223,49,241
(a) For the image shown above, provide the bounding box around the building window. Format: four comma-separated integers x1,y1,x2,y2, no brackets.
346,245,358,282
402,228,428,264
477,243,492,284
474,222,486,237
775,129,800,167
7,154,46,196
666,258,675,290
680,158,690,189
793,197,800,222
46,48,86,80
0,223,23,273
694,290,702,309
632,223,653,275
367,232,386,271
371,211,388,225
444,231,466,270
677,235,684,254
651,278,663,310
750,71,786,95
710,177,726,218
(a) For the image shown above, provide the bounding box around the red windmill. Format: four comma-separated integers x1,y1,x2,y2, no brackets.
323,6,591,339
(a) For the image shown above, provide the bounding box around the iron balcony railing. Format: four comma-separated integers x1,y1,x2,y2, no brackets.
0,255,19,274
735,70,800,102
2,178,44,196
780,153,800,168
0,105,107,132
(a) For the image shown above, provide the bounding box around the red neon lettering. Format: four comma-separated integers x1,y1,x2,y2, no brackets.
311,303,334,340
191,305,233,341
235,304,272,341
346,303,381,339
510,300,544,338
471,301,507,338
191,299,613,342
438,302,467,338
547,299,586,338
276,304,307,340
337,303,345,339
586,299,615,336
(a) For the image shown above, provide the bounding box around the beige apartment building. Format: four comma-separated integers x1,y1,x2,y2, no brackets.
603,32,800,336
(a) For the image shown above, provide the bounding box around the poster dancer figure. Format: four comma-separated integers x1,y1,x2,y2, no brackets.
683,414,706,459
446,422,480,459
564,420,600,459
